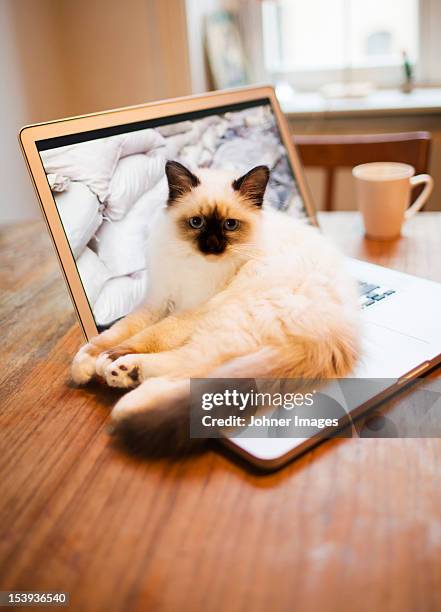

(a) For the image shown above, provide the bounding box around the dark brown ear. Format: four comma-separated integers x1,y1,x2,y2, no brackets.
165,160,200,204
232,165,270,207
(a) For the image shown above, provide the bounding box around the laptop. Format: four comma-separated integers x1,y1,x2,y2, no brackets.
19,85,441,469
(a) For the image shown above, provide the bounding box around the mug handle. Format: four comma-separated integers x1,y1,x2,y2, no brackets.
405,174,434,220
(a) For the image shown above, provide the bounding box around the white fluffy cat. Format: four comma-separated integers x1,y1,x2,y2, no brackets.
72,161,360,451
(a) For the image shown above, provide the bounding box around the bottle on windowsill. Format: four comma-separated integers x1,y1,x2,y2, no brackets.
401,50,414,94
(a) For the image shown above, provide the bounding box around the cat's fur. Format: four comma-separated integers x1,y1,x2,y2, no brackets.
72,161,360,453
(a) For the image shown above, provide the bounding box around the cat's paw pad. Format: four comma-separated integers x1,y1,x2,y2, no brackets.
96,347,135,377
104,355,141,389
71,345,98,385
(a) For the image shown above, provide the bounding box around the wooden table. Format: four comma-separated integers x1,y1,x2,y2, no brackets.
1,212,441,612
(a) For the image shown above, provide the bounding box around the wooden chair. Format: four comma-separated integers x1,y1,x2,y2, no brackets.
294,132,432,211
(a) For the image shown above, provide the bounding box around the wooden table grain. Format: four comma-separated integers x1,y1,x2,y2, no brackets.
1,212,441,612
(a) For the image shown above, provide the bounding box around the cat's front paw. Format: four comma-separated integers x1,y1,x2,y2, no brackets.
95,346,135,378
103,354,142,389
71,344,100,385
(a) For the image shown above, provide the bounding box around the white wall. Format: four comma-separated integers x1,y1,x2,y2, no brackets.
0,1,36,224
0,0,67,223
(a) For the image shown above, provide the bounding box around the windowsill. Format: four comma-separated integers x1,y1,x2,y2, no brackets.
281,87,441,118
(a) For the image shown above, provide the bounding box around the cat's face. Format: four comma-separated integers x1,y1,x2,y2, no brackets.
164,161,270,257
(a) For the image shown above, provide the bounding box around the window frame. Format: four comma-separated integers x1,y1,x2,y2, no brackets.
237,0,441,91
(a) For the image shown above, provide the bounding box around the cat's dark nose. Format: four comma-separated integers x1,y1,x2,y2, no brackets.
205,235,224,254
199,234,226,255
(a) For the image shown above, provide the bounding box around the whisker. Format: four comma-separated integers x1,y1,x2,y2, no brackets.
228,244,263,262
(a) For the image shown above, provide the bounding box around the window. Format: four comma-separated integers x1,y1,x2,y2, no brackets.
261,0,420,87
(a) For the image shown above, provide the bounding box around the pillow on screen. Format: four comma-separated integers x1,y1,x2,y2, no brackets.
47,173,71,192
95,177,167,276
105,151,165,220
40,135,123,202
54,181,102,259
93,270,148,327
120,129,165,158
76,247,112,306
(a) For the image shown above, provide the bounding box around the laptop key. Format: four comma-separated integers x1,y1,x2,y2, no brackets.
358,282,379,296
358,280,396,308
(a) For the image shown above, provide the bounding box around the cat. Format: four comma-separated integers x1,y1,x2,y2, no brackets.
72,160,360,452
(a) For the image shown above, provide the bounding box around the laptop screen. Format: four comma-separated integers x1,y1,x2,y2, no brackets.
37,97,308,329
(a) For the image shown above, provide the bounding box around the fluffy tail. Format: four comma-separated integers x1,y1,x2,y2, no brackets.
110,377,199,457
110,329,359,457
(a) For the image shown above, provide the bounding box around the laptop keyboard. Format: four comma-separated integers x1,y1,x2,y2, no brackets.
358,280,396,309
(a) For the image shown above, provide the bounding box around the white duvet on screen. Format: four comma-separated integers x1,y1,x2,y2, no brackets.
104,150,166,220
120,129,165,158
76,247,112,306
163,116,227,164
54,182,102,259
40,136,123,201
93,270,148,326
95,177,168,276
47,173,71,192
212,132,282,173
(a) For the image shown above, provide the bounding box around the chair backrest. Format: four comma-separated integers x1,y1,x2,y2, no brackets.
294,132,432,211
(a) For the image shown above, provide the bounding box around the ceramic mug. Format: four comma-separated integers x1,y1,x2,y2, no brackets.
352,162,434,240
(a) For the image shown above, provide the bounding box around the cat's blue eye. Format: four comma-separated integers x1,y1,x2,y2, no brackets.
224,218,239,231
189,216,204,229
